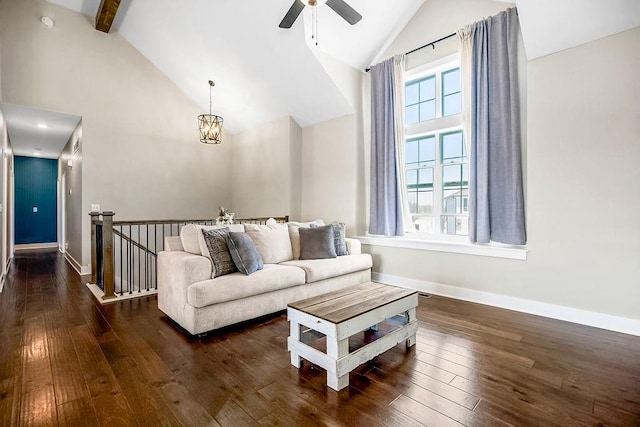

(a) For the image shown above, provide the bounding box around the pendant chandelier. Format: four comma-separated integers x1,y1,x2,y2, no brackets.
198,80,223,144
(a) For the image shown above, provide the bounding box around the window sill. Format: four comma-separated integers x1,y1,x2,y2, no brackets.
355,235,528,260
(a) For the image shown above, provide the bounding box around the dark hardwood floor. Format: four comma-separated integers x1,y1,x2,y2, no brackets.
1,249,639,426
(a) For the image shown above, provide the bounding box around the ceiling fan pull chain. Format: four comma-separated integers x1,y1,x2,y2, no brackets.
315,7,319,46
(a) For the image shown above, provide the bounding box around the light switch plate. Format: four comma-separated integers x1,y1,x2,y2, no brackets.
33,207,38,213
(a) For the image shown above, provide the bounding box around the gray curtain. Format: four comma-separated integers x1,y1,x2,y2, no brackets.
369,58,404,236
467,8,526,245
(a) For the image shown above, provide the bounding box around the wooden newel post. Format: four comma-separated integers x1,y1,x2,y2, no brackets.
90,212,101,285
101,211,116,300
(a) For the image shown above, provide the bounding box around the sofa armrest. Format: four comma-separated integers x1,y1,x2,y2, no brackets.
157,251,212,316
164,236,184,252
345,238,361,255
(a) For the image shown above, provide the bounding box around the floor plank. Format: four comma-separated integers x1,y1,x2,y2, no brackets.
0,249,638,426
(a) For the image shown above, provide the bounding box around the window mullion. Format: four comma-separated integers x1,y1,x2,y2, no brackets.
434,131,443,232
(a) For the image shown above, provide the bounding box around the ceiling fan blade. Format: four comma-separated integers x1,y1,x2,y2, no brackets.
326,0,362,25
279,1,305,29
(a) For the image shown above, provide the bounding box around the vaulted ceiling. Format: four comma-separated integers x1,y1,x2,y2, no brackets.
45,0,424,134
26,0,640,139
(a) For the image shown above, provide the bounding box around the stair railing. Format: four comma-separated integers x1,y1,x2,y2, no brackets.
89,212,289,301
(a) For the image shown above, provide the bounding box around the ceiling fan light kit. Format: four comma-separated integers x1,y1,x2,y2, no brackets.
198,80,224,144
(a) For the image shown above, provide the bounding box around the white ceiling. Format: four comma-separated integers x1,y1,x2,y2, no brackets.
1,103,81,159
7,0,639,158
45,0,425,134
517,0,640,60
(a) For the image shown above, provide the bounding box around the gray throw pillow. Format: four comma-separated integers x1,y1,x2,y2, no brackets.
299,225,337,260
310,222,348,256
331,223,348,256
202,228,237,278
225,232,264,275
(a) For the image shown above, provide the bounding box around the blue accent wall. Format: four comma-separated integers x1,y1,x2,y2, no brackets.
15,156,58,244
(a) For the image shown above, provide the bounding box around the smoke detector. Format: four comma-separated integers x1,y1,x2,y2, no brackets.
41,16,55,29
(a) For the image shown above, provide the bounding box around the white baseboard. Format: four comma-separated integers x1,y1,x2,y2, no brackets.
372,272,640,337
64,252,91,276
15,242,58,251
86,283,157,304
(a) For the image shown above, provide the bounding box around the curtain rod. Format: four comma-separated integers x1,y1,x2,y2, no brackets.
365,32,457,72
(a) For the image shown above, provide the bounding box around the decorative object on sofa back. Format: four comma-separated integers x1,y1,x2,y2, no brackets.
216,206,235,225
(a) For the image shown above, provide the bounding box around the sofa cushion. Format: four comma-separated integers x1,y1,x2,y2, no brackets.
280,253,373,283
187,264,306,308
244,223,293,264
202,228,237,278
180,223,244,256
225,232,263,275
181,224,218,255
299,225,337,260
288,220,324,260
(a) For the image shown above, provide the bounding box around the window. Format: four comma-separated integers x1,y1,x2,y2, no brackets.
404,58,467,236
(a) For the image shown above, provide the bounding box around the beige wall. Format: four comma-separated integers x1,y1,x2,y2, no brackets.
362,1,640,321
231,116,301,219
379,0,510,70
0,105,11,281
301,115,360,233
58,120,82,269
299,49,365,234
0,0,233,269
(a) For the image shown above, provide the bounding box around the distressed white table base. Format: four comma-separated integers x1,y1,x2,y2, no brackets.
287,294,418,391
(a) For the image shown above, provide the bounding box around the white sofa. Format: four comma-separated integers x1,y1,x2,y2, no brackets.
157,222,373,335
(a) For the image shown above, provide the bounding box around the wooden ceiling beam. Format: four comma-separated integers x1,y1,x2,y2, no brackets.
95,0,121,33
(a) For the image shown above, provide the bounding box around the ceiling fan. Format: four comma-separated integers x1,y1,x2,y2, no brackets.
279,0,362,29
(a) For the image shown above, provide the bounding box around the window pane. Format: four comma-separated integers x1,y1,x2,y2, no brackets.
419,77,436,101
406,169,418,189
417,191,433,214
441,132,464,162
419,100,436,121
462,163,469,185
443,164,462,186
419,137,435,164
440,215,468,235
418,168,433,189
442,68,461,95
413,216,435,233
443,92,462,116
408,192,418,214
405,105,419,125
443,189,459,213
405,82,419,105
406,140,419,164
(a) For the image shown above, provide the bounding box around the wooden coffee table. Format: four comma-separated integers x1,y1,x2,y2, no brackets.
287,282,418,391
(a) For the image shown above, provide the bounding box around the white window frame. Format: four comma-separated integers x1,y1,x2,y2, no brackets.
361,54,528,260
404,54,467,241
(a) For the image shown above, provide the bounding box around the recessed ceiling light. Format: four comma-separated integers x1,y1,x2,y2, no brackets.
36,123,48,129
33,152,42,156
41,16,55,29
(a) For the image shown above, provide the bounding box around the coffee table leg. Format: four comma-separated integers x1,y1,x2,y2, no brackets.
327,338,349,391
289,320,302,368
406,308,417,348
